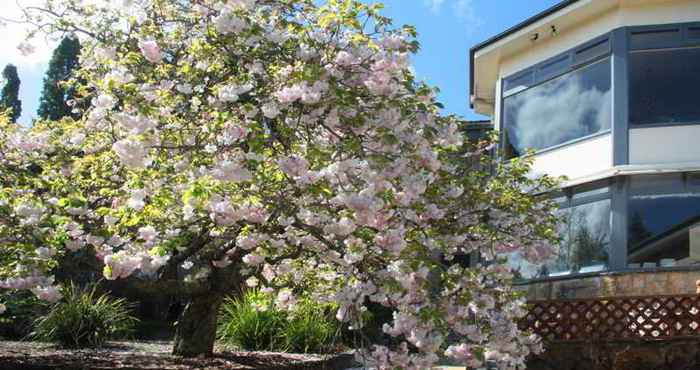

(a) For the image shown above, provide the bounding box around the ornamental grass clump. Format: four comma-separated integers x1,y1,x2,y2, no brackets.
32,283,137,348
218,290,341,354
218,290,287,351
282,298,341,354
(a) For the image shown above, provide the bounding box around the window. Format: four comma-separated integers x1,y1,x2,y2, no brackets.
574,38,610,65
629,47,700,126
628,173,700,267
629,28,680,50
502,58,612,158
509,185,611,280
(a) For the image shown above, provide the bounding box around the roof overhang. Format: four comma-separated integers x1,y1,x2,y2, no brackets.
469,0,620,114
469,0,696,115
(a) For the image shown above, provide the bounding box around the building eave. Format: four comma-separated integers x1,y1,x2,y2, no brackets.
468,0,582,108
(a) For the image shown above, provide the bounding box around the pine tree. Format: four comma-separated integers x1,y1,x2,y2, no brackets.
0,64,22,123
37,36,81,120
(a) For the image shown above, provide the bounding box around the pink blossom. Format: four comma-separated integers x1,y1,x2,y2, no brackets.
212,258,232,268
242,253,264,266
214,10,247,34
31,285,63,302
323,218,356,236
261,103,280,118
138,40,163,63
103,252,142,280
112,139,151,168
138,226,158,243
211,160,252,182
277,155,309,178
374,228,407,254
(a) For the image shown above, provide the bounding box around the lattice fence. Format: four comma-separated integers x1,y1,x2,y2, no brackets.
522,295,700,341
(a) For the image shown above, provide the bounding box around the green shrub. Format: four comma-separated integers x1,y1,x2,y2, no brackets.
217,290,341,353
32,283,138,348
218,290,286,351
282,299,340,354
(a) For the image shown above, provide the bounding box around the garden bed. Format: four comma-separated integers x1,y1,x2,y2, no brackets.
0,341,356,370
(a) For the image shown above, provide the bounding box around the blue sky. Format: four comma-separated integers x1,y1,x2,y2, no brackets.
1,0,561,125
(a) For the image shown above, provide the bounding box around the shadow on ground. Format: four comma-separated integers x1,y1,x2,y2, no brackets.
0,341,356,370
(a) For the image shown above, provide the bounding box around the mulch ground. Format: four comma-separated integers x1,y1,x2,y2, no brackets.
0,341,356,370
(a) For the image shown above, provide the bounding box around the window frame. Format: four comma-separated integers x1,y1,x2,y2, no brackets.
501,56,613,158
627,22,700,128
500,34,612,159
499,22,700,159
626,172,700,267
493,21,700,283
627,45,700,128
510,180,613,281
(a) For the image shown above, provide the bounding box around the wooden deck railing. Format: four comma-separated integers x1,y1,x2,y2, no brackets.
522,295,700,341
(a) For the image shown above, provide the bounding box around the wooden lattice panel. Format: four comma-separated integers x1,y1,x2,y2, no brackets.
522,295,700,341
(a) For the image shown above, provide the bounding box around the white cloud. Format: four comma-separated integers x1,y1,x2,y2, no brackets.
422,0,483,34
453,0,481,27
423,0,446,14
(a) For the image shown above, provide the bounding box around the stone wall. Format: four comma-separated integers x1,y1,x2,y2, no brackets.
517,269,700,301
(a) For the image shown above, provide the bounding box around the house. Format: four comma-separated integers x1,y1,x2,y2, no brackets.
470,0,700,368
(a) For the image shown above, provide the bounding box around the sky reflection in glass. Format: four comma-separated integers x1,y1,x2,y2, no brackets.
503,58,612,158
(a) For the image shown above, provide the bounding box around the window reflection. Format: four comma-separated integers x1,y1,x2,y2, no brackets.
510,198,611,279
629,48,700,126
503,58,612,158
628,174,700,267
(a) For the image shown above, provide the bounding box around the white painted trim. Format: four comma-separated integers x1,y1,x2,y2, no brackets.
474,0,596,58
560,163,700,189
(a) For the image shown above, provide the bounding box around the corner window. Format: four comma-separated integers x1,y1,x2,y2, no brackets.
627,173,700,268
509,184,611,280
629,47,700,126
502,58,612,158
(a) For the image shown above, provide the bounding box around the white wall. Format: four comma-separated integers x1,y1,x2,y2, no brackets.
498,0,700,79
530,133,612,181
630,126,700,165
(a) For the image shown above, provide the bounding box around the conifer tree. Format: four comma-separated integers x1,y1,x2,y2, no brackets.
0,64,22,123
37,36,81,120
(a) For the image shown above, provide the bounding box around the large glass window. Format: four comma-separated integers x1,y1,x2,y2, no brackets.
628,173,700,267
509,190,611,280
502,58,612,158
629,47,700,126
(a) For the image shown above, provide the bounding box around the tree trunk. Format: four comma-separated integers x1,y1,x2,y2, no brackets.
172,293,223,357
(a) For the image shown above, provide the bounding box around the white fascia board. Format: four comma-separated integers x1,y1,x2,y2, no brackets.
560,163,700,189
473,0,596,59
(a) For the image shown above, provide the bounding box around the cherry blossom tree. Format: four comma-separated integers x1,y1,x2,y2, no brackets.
0,0,560,368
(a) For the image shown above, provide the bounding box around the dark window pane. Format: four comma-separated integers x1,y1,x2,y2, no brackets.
503,58,611,158
628,174,700,267
538,55,570,80
574,38,610,64
629,174,683,195
689,27,700,40
504,71,534,94
572,180,611,201
629,48,700,125
509,198,611,279
687,172,700,189
630,28,680,49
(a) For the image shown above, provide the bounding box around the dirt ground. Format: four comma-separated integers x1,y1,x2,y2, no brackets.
0,341,356,370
